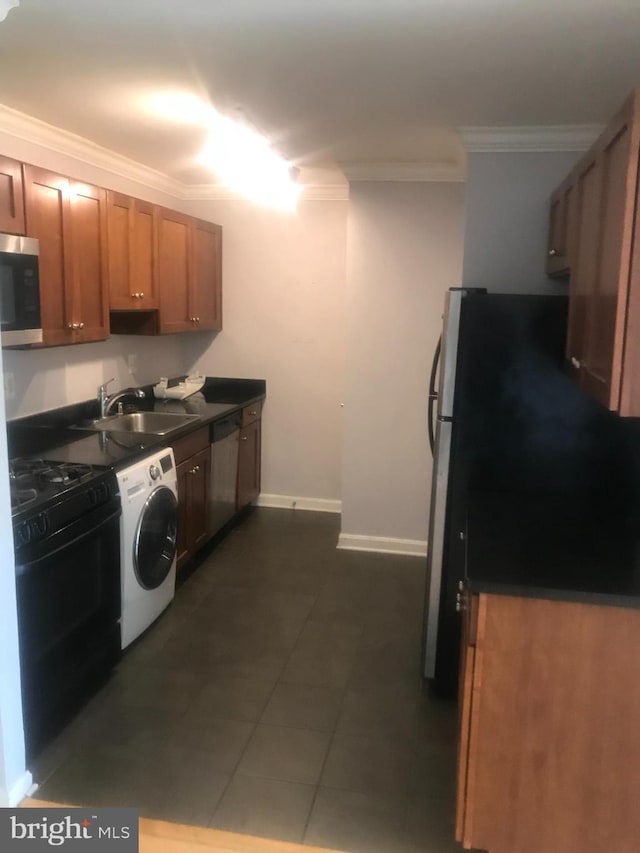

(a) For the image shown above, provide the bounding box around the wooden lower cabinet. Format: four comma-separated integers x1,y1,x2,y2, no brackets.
172,428,211,571
457,592,640,853
237,404,262,510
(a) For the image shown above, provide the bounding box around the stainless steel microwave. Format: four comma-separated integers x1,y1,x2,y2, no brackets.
0,234,42,347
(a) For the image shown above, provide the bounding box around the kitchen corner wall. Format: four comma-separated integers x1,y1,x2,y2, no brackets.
339,182,466,553
181,198,348,509
462,150,581,294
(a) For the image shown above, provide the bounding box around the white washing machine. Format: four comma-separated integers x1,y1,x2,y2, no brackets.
117,448,178,649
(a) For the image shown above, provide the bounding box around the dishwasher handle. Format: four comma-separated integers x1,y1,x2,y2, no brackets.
211,413,242,442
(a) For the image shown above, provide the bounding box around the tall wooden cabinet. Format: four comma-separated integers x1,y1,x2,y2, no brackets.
0,156,25,235
456,592,640,853
23,165,109,346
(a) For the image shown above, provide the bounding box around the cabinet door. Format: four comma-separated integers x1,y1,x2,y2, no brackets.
455,592,480,846
176,447,211,571
175,458,191,571
106,191,131,308
191,218,222,331
566,155,602,379
547,180,576,277
107,192,157,311
237,418,261,509
69,180,109,343
131,199,157,309
565,94,640,412
0,156,25,235
157,207,191,333
188,446,211,553
582,118,635,409
23,165,74,346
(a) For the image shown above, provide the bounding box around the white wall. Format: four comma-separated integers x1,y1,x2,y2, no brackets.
340,181,466,552
182,198,348,509
0,342,30,806
462,150,581,294
0,129,189,420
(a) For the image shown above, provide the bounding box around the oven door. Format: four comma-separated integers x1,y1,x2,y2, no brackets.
15,499,121,758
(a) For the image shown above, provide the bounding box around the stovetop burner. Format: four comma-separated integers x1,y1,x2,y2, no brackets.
9,458,112,520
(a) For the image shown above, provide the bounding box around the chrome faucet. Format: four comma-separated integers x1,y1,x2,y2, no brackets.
98,378,145,418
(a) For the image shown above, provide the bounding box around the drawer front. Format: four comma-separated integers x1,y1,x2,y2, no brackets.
241,401,263,427
171,425,209,465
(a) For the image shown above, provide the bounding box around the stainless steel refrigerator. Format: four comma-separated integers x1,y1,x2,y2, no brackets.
421,287,634,697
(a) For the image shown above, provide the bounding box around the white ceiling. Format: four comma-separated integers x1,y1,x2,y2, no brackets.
1,0,640,187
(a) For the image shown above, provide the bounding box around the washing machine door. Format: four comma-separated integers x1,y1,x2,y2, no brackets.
133,485,178,590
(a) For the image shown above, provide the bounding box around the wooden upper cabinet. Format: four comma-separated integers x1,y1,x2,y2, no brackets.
156,206,192,334
546,177,577,277
156,208,222,334
106,192,158,311
23,165,109,346
191,218,222,331
555,89,640,415
0,156,25,235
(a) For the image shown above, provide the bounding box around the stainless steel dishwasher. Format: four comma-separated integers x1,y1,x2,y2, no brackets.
210,413,242,536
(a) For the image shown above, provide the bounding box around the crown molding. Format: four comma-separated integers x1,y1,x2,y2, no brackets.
0,102,185,196
342,161,465,182
183,183,349,202
0,103,349,202
460,124,604,153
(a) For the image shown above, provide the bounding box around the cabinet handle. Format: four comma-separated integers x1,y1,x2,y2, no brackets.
68,322,80,330
455,592,468,613
139,292,144,298
241,436,248,442
570,356,581,370
249,410,257,416
78,322,84,329
196,316,200,323
190,317,197,323
548,248,558,257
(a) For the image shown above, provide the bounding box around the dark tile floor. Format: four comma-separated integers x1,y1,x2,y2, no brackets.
34,508,459,852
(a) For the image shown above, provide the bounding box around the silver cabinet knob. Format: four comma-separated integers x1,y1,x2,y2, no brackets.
139,292,144,298
78,322,84,329
241,436,248,442
68,322,80,330
548,248,558,257
570,356,581,369
249,410,257,416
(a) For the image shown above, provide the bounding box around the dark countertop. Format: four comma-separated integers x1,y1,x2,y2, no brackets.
6,376,266,470
466,491,640,608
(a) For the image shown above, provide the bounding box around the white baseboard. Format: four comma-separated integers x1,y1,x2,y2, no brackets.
337,533,427,557
256,494,342,514
1,770,33,807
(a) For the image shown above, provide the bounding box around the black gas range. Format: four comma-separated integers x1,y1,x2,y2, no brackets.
9,457,122,760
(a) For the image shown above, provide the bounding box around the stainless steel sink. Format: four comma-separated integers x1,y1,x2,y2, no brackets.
75,411,201,434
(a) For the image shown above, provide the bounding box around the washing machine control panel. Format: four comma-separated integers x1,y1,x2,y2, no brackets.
149,464,160,481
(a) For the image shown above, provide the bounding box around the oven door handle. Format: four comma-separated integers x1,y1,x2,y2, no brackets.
15,503,121,576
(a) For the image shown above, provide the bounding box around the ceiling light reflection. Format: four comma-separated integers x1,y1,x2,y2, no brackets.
151,91,301,211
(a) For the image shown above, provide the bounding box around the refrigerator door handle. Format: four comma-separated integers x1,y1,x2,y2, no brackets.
427,336,441,456
423,416,453,679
